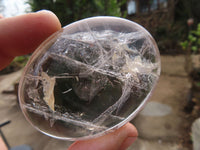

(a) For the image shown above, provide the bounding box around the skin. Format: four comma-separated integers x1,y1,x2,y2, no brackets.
0,10,138,150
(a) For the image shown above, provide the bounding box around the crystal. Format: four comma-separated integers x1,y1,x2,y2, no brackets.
18,16,161,140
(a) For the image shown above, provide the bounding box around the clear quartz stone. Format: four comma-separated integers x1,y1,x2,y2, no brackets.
18,16,161,140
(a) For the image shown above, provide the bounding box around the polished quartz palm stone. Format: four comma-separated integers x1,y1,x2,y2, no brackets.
18,16,161,140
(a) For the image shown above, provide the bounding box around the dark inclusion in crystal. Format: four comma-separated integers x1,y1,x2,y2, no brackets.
19,17,160,140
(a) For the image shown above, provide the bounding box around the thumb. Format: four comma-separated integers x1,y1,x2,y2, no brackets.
0,10,61,70
68,123,138,150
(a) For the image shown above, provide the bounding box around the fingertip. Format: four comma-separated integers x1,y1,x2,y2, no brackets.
119,136,137,150
0,10,61,58
68,123,138,150
123,123,138,137
35,9,56,17
115,123,138,150
35,10,61,30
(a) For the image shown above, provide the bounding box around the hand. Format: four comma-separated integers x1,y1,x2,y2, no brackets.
0,10,61,70
68,123,137,150
0,10,138,150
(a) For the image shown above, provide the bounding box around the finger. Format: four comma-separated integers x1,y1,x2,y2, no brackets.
0,10,61,56
0,10,61,70
68,123,138,150
0,137,8,150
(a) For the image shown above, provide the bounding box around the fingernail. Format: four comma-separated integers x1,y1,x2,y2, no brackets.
35,10,58,20
120,136,137,150
36,9,55,15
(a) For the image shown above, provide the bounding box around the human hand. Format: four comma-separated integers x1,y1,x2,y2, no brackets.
68,123,137,150
0,10,61,70
0,10,138,150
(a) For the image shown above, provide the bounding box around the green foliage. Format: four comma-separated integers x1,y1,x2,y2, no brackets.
0,55,30,75
28,0,126,26
11,55,30,67
180,23,200,53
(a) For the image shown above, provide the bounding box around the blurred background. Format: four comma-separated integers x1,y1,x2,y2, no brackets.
0,0,200,150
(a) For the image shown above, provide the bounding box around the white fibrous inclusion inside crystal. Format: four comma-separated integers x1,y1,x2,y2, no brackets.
22,28,160,135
